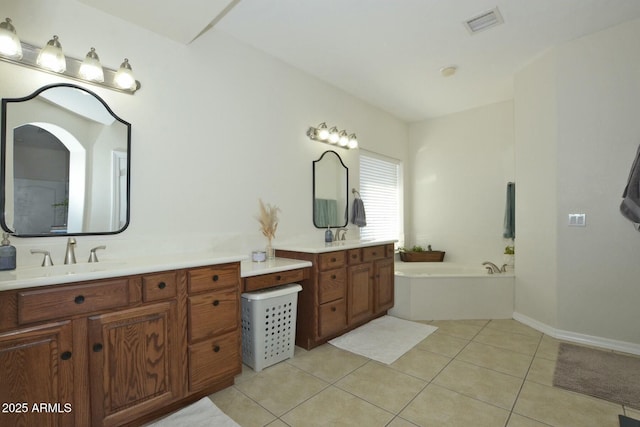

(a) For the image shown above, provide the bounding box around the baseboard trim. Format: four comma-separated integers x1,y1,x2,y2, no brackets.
513,312,640,356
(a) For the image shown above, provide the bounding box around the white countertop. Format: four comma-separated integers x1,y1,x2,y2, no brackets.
0,251,247,292
240,257,312,278
273,239,396,254
0,240,394,292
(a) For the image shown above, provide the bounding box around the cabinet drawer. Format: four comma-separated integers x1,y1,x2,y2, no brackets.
188,289,238,342
318,299,347,338
142,271,177,302
362,245,386,262
318,268,346,304
188,263,239,294
188,331,241,392
347,249,361,264
244,269,305,292
18,279,129,324
318,251,346,271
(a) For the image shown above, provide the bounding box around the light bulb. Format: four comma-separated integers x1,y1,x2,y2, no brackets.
328,127,339,144
0,18,22,59
348,134,358,149
338,130,349,146
37,35,66,73
317,123,329,140
79,47,104,82
114,58,136,90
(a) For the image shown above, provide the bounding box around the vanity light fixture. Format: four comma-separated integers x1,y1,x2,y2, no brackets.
306,123,359,149
0,17,141,94
79,47,104,82
0,18,22,59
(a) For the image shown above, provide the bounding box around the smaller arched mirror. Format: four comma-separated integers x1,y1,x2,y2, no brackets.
1,83,131,237
313,150,348,228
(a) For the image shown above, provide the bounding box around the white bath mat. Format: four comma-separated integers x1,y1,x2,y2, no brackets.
147,397,241,427
329,315,438,364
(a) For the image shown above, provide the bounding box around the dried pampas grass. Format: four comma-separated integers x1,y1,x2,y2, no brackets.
256,199,280,242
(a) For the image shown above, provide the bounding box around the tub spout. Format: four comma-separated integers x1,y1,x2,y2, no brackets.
482,261,501,274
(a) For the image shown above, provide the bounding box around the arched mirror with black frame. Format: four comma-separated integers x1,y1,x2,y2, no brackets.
1,83,131,237
313,150,348,228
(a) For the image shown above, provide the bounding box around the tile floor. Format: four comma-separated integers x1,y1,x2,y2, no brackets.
209,319,640,427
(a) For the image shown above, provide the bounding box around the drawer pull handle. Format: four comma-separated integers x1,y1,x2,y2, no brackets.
331,257,336,262
74,295,85,304
351,254,357,258
331,274,336,280
372,252,377,256
213,345,220,353
331,306,337,312
276,275,282,281
93,343,103,353
212,275,219,282
158,281,167,289
212,300,220,306
61,351,72,360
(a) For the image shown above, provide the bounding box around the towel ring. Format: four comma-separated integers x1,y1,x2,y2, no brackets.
352,188,361,198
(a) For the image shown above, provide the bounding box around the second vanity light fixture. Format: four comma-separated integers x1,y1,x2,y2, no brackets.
0,17,141,94
307,122,359,149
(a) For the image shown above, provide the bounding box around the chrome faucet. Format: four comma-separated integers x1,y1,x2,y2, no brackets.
335,228,348,241
64,238,77,264
482,261,505,274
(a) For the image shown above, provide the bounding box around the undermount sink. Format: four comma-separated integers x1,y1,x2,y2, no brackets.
14,261,127,280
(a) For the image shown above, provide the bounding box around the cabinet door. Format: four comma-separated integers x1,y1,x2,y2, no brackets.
88,302,180,427
374,258,394,313
0,321,74,427
347,263,374,325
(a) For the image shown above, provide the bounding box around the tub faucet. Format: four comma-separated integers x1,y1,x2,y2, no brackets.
482,261,503,274
64,238,77,265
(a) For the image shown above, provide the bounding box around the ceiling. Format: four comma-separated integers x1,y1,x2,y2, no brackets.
81,0,640,122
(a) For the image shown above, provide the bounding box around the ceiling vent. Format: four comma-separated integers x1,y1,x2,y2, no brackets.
464,7,504,34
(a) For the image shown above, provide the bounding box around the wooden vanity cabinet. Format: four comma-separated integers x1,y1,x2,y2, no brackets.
276,244,394,350
186,263,242,394
0,261,242,427
88,301,181,427
0,321,74,427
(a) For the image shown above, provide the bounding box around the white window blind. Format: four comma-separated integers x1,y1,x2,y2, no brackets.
359,151,402,243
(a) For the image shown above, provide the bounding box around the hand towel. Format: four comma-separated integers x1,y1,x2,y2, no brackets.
620,144,640,230
351,198,367,227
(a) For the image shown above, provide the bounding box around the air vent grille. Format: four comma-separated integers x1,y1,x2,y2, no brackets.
464,7,504,34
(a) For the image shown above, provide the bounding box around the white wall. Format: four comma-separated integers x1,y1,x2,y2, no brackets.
515,18,640,348
408,101,515,265
513,49,559,329
0,0,408,265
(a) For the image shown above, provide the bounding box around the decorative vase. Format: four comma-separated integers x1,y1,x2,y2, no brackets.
266,242,275,259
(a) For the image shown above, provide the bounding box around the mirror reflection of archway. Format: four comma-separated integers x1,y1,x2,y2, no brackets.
13,122,85,234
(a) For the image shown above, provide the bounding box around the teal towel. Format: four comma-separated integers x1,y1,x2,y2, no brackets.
315,199,338,227
503,182,515,239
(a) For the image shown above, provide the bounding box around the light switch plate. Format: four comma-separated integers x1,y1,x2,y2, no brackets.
568,213,586,226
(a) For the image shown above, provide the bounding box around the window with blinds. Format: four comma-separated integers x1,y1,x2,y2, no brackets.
358,150,402,243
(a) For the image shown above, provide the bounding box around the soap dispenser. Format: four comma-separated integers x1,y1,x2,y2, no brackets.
0,233,16,271
325,226,333,243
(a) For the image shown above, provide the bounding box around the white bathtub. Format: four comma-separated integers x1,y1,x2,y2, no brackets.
389,261,515,321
